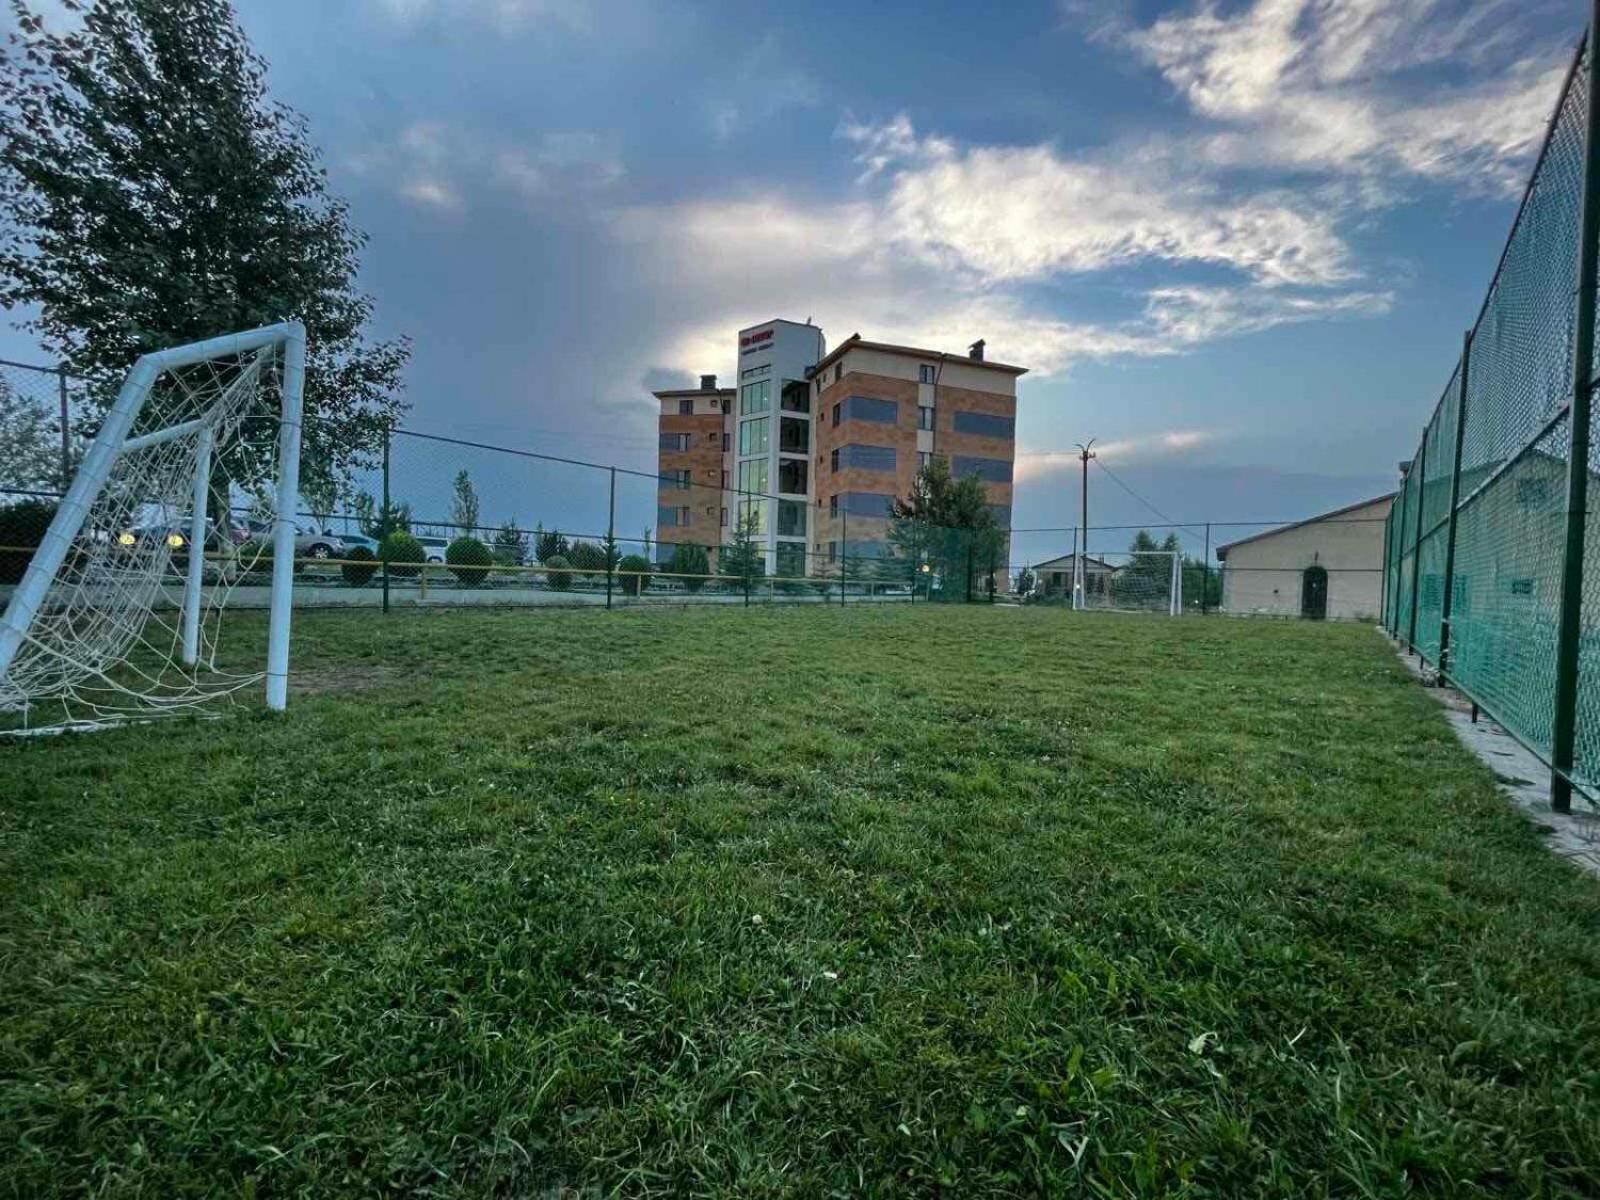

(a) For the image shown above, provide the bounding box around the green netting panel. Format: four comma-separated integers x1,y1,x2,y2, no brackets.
1459,46,1586,487
1382,508,1398,633
1420,364,1459,535
1396,549,1416,646
1414,524,1449,665
1449,417,1570,758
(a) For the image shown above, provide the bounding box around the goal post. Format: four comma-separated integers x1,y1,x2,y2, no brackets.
0,322,305,725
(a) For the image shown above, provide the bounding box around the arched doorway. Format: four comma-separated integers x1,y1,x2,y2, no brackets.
1301,564,1328,620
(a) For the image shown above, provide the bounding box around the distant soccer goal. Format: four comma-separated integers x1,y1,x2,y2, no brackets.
1075,550,1182,615
0,323,305,729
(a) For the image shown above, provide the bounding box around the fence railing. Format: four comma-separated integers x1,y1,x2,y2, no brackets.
1382,25,1600,812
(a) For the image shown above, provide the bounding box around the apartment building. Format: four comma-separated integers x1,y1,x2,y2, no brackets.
653,319,1025,578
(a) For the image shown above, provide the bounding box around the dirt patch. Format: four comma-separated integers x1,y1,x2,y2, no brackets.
291,663,398,697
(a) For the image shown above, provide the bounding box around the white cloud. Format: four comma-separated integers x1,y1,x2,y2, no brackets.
1122,0,1569,194
1016,430,1218,481
348,121,623,213
369,0,592,33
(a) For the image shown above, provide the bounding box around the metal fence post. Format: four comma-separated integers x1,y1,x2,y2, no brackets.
1405,427,1428,653
1551,4,1600,813
56,368,71,491
1202,522,1211,615
1437,331,1473,681
606,467,615,611
381,423,391,616
840,509,847,607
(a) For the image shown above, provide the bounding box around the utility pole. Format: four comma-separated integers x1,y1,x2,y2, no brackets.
1074,440,1095,610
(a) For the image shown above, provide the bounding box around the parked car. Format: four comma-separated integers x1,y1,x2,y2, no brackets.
337,532,379,555
416,535,449,563
292,522,346,560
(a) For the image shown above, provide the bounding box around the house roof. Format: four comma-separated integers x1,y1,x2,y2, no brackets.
1032,552,1119,572
1214,493,1397,560
652,387,734,399
810,333,1028,379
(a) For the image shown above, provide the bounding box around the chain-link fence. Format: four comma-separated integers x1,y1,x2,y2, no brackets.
0,357,91,497
1383,32,1600,811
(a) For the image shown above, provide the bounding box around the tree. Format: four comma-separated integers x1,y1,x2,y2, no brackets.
492,519,528,566
450,470,480,533
720,510,766,590
0,377,59,490
670,542,710,593
1014,565,1035,596
886,456,1003,601
352,491,409,538
534,525,568,564
0,0,410,500
1118,529,1178,609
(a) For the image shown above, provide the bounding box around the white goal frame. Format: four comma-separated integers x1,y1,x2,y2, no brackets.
0,322,305,716
1073,550,1183,616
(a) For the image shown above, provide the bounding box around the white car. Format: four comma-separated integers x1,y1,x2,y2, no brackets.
416,535,449,563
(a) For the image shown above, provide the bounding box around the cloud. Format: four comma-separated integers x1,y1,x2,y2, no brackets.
1119,0,1570,194
349,121,623,213
706,35,821,141
1016,430,1218,481
369,0,592,33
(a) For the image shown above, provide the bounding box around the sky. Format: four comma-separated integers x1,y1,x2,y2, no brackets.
1,0,1588,562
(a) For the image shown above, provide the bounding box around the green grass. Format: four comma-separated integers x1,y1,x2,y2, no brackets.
3,605,1600,1197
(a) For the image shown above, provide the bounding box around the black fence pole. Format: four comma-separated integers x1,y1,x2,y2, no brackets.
1202,522,1211,615
606,467,615,611
56,368,71,490
1436,331,1473,682
1405,427,1428,653
1552,3,1600,813
381,424,391,616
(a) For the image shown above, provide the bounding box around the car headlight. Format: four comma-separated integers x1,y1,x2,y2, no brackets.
117,532,136,547
167,533,186,548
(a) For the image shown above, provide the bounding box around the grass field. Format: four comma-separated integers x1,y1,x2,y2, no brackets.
4,605,1600,1197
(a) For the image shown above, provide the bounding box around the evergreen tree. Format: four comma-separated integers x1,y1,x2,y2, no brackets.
534,525,568,563
886,457,1003,601
0,376,60,490
0,0,409,498
492,519,528,566
450,470,480,533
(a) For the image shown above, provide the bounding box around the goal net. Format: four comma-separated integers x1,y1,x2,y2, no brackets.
1075,550,1182,615
0,324,305,730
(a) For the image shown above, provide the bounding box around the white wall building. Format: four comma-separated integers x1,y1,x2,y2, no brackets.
1216,494,1395,620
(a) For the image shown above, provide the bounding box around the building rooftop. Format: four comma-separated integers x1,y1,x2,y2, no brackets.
810,333,1028,379
652,387,734,399
1215,493,1397,559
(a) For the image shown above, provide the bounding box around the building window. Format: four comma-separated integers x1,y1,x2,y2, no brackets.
660,468,690,489
832,401,841,426
919,364,936,384
953,411,1015,439
739,499,769,534
657,505,691,527
678,398,693,416
706,431,719,444
739,416,770,457
776,542,806,580
951,455,1012,483
918,405,934,431
835,443,897,472
721,469,729,488
737,458,769,497
840,395,897,424
721,506,729,527
777,499,806,537
781,381,810,413
722,432,730,452
659,432,689,452
778,458,808,494
918,451,932,470
828,541,838,563
829,494,838,517
836,492,896,518
740,379,771,415
830,448,839,472
779,416,809,453
833,364,842,383
740,364,770,380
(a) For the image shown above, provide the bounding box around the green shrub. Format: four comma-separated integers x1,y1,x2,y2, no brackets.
667,543,710,593
341,545,378,587
568,540,607,581
543,553,573,591
618,553,652,596
446,536,492,587
0,498,58,585
380,531,425,579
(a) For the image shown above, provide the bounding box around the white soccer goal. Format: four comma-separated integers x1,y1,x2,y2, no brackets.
1075,551,1183,615
0,323,305,729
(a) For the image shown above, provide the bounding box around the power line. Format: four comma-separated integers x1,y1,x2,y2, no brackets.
1091,457,1205,537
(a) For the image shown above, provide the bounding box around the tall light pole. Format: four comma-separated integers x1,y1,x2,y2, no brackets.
1074,440,1095,610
